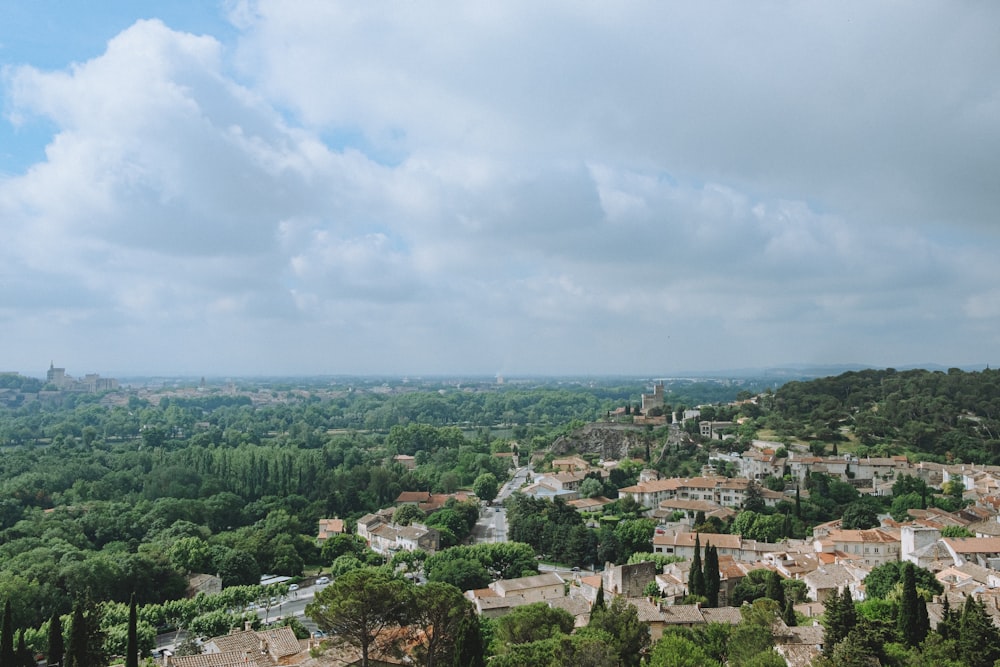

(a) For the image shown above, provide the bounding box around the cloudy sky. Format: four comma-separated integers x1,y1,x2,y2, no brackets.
1,1,998,378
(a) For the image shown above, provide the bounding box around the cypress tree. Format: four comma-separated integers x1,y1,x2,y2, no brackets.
897,562,928,646
48,612,64,667
1,600,14,667
938,596,955,641
126,593,138,667
67,603,86,667
703,544,720,608
17,630,32,667
822,586,855,658
593,581,606,613
794,485,801,518
765,570,785,609
958,595,1000,667
782,599,797,627
687,534,704,598
451,611,484,667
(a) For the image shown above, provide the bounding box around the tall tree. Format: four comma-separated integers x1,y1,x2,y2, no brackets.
0,600,14,667
17,630,32,667
450,611,484,667
765,570,785,609
48,611,65,667
586,597,649,667
410,582,471,667
897,562,928,646
822,586,855,658
958,595,1000,667
687,534,704,598
66,600,105,667
126,593,139,667
703,544,720,608
306,567,413,667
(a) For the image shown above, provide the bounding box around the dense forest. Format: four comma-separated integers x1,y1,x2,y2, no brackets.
764,367,1000,462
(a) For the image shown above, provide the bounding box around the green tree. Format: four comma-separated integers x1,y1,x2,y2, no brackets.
491,602,574,650
66,600,105,667
1,600,14,667
863,561,942,600
688,534,704,598
703,544,720,608
821,586,856,658
48,611,65,667
764,570,785,609
410,582,473,667
450,611,485,667
957,595,1000,667
126,593,138,667
586,597,649,667
897,562,928,647
306,567,414,667
472,473,499,504
841,498,882,530
647,632,721,667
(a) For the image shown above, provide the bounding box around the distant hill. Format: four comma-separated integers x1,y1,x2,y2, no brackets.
768,367,1000,464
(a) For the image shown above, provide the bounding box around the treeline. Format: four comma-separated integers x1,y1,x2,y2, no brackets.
767,367,1000,462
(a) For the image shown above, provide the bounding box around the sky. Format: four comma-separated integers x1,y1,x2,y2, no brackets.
1,1,998,378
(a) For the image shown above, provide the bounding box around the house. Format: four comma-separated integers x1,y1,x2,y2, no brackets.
392,454,416,470
802,564,866,603
941,537,1000,568
619,476,784,512
356,511,439,555
466,572,567,617
317,518,346,541
552,456,591,472
168,626,308,667
812,527,901,567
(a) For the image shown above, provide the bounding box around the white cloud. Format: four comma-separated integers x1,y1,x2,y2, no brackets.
0,4,998,375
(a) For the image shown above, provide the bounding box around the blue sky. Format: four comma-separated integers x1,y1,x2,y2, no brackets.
1,1,999,377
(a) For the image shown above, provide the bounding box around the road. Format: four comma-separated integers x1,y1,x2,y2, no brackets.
155,581,331,652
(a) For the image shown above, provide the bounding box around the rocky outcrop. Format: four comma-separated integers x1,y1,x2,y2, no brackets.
550,423,657,460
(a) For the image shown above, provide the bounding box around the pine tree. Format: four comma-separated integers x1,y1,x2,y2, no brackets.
48,612,64,667
794,485,801,518
126,593,138,667
1,600,14,667
687,534,705,598
703,544,720,608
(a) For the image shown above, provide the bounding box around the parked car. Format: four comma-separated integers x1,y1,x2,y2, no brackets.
288,583,299,591
316,576,330,585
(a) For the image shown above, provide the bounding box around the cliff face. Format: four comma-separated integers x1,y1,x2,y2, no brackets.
549,423,655,460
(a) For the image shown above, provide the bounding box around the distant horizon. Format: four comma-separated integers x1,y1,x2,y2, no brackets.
11,360,992,384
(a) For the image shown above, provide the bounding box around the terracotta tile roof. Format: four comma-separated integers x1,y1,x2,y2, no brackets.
944,537,1000,554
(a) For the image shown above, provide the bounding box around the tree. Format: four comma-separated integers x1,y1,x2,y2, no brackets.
957,594,1000,667
450,611,485,667
764,570,785,609
587,597,649,667
48,611,65,667
579,477,604,499
647,633,721,667
1,600,14,667
703,544,720,608
492,602,574,648
411,582,473,667
66,600,105,667
822,586,856,658
841,498,882,530
688,534,704,597
126,593,139,667
306,567,414,667
393,504,425,526
473,473,499,504
863,561,942,600
897,562,928,647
